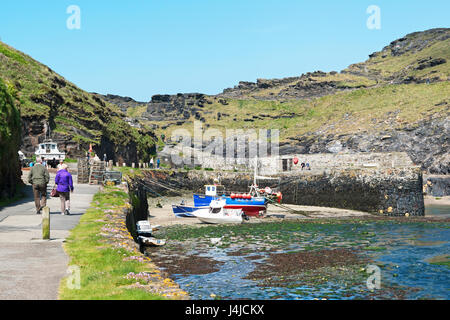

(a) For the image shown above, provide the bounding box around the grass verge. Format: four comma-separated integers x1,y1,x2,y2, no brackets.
58,186,166,300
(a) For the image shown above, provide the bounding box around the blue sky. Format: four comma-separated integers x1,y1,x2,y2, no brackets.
0,0,448,101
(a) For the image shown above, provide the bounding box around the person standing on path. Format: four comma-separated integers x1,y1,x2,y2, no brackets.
55,164,74,215
28,157,50,214
57,160,64,171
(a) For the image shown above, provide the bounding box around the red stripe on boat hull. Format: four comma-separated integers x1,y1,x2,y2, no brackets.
224,205,266,217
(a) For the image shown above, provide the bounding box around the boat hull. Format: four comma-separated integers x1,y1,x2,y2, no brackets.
171,205,209,218
193,194,215,207
193,212,243,224
224,204,266,216
193,194,266,217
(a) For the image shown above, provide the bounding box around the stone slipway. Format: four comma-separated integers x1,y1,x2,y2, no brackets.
0,171,99,300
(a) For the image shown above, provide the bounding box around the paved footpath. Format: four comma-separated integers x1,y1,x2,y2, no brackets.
0,170,99,300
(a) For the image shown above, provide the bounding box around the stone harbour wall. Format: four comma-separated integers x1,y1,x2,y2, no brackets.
125,179,149,241
278,167,424,216
135,165,425,216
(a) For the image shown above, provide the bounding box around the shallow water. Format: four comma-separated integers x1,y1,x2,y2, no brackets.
425,204,450,217
162,221,450,300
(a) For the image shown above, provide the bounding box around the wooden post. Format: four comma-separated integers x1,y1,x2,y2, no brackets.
42,206,50,240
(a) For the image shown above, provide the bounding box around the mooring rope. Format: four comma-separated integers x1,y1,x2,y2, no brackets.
265,197,310,217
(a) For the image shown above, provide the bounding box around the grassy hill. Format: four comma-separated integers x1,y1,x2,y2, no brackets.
2,28,446,172
343,28,450,83
0,41,156,164
117,28,449,173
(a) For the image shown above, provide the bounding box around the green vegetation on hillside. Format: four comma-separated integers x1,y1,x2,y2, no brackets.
141,81,449,141
0,41,156,162
0,77,22,200
345,29,450,82
121,29,449,144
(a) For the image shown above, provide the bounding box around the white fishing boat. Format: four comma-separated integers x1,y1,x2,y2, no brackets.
34,124,66,168
35,139,65,168
136,220,165,250
193,199,245,224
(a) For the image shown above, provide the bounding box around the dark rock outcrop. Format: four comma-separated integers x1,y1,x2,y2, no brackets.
285,117,449,174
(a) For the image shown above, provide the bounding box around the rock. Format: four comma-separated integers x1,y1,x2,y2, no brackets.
415,57,446,70
326,140,343,153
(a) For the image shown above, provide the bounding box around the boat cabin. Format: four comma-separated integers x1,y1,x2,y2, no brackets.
205,185,218,196
35,140,65,167
36,142,65,157
38,142,58,153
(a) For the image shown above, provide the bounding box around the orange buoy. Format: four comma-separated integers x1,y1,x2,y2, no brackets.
276,192,283,203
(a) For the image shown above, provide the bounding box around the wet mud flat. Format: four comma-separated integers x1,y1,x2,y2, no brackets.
144,218,450,300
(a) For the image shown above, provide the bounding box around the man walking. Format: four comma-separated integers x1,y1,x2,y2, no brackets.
28,157,50,214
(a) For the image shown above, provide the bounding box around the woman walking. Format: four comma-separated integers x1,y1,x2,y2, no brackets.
55,164,74,215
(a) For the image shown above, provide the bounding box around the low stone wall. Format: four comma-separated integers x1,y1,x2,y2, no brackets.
135,166,425,216
278,152,414,171
158,148,415,176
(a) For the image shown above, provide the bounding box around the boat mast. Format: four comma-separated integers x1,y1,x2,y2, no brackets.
45,121,51,141
252,156,260,196
253,156,257,186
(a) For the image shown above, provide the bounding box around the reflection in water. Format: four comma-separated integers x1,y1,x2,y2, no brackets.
425,204,450,217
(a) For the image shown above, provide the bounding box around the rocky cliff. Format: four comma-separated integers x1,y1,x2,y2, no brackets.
220,28,450,100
